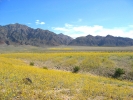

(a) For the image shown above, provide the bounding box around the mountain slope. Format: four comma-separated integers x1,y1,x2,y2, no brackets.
57,33,73,45
0,23,72,46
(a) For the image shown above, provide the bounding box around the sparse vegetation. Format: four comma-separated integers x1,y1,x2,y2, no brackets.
2,52,133,80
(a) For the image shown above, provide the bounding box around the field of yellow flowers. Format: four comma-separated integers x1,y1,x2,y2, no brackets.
1,52,133,99
2,52,133,79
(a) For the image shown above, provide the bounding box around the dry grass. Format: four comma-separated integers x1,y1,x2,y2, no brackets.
1,45,133,53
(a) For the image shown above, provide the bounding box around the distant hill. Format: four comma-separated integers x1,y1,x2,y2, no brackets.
0,23,133,46
0,23,73,46
69,35,133,46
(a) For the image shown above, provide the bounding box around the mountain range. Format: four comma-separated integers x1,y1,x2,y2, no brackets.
0,23,133,46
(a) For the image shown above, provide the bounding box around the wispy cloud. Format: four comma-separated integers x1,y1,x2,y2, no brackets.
53,23,133,38
27,23,31,24
129,25,133,28
35,20,45,25
78,18,82,22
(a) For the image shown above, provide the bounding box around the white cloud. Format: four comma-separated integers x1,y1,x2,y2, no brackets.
35,20,45,25
65,23,73,27
54,27,69,32
53,24,133,39
40,22,45,24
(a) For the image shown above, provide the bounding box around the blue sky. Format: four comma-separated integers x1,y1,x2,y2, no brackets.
0,0,133,38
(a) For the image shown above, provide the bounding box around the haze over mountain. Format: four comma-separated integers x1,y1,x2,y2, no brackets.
0,23,133,46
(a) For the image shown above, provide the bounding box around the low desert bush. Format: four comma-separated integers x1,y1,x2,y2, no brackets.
73,66,80,73
113,68,125,78
30,62,34,66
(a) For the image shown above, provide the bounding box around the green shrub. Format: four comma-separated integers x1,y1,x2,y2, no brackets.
113,68,125,78
43,66,48,69
73,66,80,73
30,62,34,66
